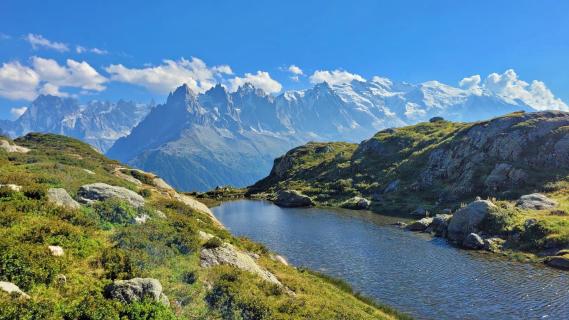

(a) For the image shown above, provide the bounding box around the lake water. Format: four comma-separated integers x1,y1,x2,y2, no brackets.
212,200,569,320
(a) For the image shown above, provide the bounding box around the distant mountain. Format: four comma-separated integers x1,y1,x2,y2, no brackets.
108,77,550,191
1,95,152,152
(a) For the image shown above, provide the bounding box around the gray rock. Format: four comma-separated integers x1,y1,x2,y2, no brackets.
341,196,371,210
78,183,145,208
463,233,485,249
47,188,81,210
406,217,433,231
545,255,569,270
274,190,313,208
410,207,428,218
483,237,505,252
200,242,282,286
106,278,169,305
447,200,496,241
0,184,22,192
48,245,64,256
516,193,558,210
425,214,452,237
0,281,29,298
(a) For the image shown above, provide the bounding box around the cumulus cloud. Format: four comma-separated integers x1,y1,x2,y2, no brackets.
309,69,365,85
228,71,282,93
25,34,69,52
105,57,232,94
0,61,40,100
0,57,106,101
10,106,27,119
288,65,303,75
459,69,568,111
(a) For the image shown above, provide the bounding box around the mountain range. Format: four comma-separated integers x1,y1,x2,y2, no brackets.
2,76,564,191
0,95,152,152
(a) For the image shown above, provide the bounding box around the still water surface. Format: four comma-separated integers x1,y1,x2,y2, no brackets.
212,200,569,320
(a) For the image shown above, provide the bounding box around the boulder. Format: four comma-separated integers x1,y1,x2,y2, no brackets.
133,214,150,224
516,193,557,210
0,140,30,153
274,190,314,208
200,242,282,286
406,217,433,231
48,245,64,257
106,278,169,305
341,196,371,210
447,200,496,242
78,183,145,208
483,237,505,252
0,184,22,192
545,254,569,270
153,177,175,191
0,281,29,298
47,188,81,210
425,214,452,237
173,193,224,227
410,206,428,218
463,233,485,249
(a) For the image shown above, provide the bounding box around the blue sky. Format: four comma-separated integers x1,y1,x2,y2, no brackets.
0,0,568,119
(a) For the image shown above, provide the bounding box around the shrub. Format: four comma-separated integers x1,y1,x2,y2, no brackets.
0,293,56,320
93,199,137,225
99,248,140,280
203,237,223,249
138,188,152,198
120,300,178,320
0,244,63,290
22,185,47,200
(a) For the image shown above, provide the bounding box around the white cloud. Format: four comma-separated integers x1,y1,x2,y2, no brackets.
228,71,282,93
32,57,107,92
25,34,69,52
0,61,40,100
460,69,568,111
10,106,27,119
0,57,106,101
288,65,303,75
309,69,365,85
76,46,108,55
106,57,232,94
0,33,11,40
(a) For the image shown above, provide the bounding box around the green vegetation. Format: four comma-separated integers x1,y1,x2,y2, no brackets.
0,133,401,319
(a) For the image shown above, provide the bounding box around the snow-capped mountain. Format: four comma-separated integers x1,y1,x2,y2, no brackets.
107,76,556,191
1,95,153,152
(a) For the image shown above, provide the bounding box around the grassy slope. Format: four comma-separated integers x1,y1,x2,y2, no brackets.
249,115,569,261
0,133,403,320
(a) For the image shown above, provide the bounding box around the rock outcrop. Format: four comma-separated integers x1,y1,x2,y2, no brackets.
0,139,30,153
173,193,223,227
447,200,496,242
516,193,558,210
425,214,452,237
200,242,282,286
406,217,433,231
341,196,371,210
47,188,81,210
274,190,314,208
0,281,29,298
545,253,569,270
78,183,145,208
105,278,169,305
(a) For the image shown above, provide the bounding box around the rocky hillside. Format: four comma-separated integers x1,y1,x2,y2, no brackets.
0,134,404,319
0,95,152,152
249,111,569,269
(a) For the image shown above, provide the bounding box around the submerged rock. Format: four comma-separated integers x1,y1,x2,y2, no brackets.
200,242,282,286
463,233,485,249
516,193,557,210
274,190,314,208
78,183,145,208
447,200,496,242
0,281,29,299
47,188,81,210
106,278,169,305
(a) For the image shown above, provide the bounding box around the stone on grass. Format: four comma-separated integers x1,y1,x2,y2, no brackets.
47,188,81,210
78,183,145,208
516,193,557,210
48,245,64,257
0,281,29,299
106,278,169,306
